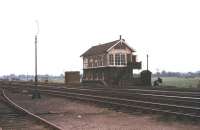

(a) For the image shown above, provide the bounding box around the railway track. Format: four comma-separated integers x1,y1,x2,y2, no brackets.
0,89,63,130
2,80,200,96
1,80,200,92
0,94,28,130
36,89,200,118
1,81,200,119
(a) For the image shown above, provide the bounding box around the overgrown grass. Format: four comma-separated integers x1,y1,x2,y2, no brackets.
153,77,200,88
47,77,200,88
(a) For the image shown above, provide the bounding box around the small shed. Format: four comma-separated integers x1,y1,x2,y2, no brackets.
140,70,152,86
65,71,80,84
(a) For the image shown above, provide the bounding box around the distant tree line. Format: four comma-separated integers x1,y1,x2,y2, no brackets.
0,74,64,81
153,70,200,78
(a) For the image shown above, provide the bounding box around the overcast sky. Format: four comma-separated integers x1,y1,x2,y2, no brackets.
0,0,199,76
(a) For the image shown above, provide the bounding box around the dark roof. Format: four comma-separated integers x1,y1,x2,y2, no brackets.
81,40,119,57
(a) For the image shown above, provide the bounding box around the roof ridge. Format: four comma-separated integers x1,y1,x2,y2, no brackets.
81,39,128,57
92,39,119,47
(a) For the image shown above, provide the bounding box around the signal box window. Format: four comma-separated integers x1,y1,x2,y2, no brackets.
109,54,114,65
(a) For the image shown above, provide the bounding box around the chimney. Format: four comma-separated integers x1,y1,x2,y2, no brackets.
119,35,122,40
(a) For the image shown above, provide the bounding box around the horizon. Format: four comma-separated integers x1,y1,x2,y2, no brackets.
0,0,200,76
0,70,200,77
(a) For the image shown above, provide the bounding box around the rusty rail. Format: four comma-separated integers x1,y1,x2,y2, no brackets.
1,89,64,130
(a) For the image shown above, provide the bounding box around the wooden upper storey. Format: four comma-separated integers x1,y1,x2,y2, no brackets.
81,38,140,69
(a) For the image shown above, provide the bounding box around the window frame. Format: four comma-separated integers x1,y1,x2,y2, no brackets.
109,54,114,65
114,53,126,66
115,53,121,65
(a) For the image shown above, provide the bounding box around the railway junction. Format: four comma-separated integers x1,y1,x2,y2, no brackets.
1,81,200,130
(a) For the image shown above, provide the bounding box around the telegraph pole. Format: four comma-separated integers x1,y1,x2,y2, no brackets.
35,35,38,85
32,20,40,99
35,35,38,84
147,54,149,71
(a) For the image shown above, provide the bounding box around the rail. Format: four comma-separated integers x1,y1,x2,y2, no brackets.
1,89,64,130
2,81,200,119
